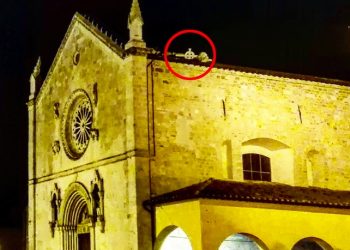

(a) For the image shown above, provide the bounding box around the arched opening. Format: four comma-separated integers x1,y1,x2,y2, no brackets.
218,233,268,250
292,237,333,250
77,205,91,250
58,182,93,250
155,226,193,250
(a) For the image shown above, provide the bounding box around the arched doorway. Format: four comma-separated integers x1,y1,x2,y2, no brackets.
218,233,268,250
155,226,193,250
292,237,333,250
58,182,93,250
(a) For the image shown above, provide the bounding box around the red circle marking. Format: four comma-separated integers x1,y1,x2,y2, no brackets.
163,29,217,80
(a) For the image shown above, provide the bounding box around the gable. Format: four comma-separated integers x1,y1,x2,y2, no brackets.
34,13,129,177
36,12,124,106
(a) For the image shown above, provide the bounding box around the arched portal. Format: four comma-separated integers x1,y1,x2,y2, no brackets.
292,237,333,250
58,182,93,250
218,233,268,250
154,226,193,250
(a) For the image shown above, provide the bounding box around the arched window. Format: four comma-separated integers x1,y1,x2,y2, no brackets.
241,138,294,184
218,233,267,250
242,153,271,181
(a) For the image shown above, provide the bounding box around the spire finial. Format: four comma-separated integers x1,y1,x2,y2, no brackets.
29,57,41,100
32,57,41,78
125,0,146,49
128,0,143,26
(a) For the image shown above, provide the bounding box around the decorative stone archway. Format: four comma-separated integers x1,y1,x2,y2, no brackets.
58,182,95,250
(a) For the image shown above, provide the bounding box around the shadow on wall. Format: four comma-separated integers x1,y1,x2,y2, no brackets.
0,228,24,250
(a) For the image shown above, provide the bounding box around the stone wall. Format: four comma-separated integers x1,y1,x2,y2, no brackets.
29,17,142,250
35,22,128,178
149,59,350,194
33,161,138,249
28,13,350,250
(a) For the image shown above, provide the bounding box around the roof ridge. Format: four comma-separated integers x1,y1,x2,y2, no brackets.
195,178,214,195
76,12,125,49
145,178,350,209
34,13,126,104
147,54,350,87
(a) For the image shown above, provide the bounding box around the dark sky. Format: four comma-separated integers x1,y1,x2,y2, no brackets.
1,0,350,229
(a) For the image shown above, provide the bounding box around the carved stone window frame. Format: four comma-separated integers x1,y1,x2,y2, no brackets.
49,183,61,237
61,89,94,160
90,170,105,233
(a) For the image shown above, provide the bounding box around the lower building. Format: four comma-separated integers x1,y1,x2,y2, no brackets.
146,179,345,249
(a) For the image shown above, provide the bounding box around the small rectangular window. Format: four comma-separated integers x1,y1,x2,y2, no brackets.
242,153,271,182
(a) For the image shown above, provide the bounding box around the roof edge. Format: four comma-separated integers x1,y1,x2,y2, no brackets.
144,179,350,210
35,12,125,105
147,53,350,87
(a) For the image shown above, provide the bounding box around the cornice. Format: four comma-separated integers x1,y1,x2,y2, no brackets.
148,54,350,89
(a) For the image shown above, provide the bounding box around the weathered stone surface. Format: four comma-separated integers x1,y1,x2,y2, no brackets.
28,7,350,250
148,59,350,195
28,13,142,250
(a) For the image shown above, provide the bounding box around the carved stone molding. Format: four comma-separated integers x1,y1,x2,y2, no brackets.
61,89,93,160
54,102,60,119
73,47,80,65
29,57,41,100
92,83,98,106
49,183,62,237
91,128,99,141
52,140,61,155
90,170,105,233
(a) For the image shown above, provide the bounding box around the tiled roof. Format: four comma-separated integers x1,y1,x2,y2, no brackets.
144,178,350,209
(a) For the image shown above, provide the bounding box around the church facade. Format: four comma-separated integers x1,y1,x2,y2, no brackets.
27,0,350,250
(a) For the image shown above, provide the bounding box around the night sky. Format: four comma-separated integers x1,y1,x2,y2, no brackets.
1,0,350,229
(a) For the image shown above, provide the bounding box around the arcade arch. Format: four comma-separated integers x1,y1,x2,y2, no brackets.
154,225,193,250
218,233,268,250
292,237,333,250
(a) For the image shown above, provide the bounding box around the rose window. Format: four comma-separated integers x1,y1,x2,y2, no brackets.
62,90,93,160
72,100,92,151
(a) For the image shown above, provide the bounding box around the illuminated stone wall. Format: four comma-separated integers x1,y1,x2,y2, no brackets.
34,22,128,177
150,59,350,194
28,16,143,250
28,11,350,250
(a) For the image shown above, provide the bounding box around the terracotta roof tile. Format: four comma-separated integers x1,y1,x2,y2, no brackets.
144,178,350,209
